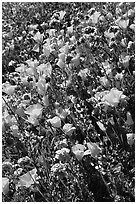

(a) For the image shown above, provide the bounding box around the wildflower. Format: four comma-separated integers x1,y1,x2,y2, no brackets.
102,88,123,107
25,103,43,118
47,116,61,128
58,52,66,62
126,112,134,126
115,17,129,30
2,82,17,95
10,124,19,137
129,24,135,31
127,133,135,146
86,142,101,158
33,31,44,44
72,144,86,161
56,58,65,68
63,123,76,136
16,168,38,189
55,148,70,162
2,177,9,195
42,95,49,108
37,77,49,95
37,62,52,77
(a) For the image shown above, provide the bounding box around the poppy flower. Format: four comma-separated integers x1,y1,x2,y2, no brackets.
2,177,9,195
37,77,49,95
127,133,135,146
16,168,38,189
47,116,61,128
63,123,76,136
42,43,51,57
10,124,19,137
72,144,86,161
33,31,44,44
103,88,123,107
126,112,134,126
56,59,65,68
42,95,49,107
58,52,66,62
115,17,129,30
2,82,17,95
129,24,135,31
25,103,43,118
90,11,101,24
37,62,52,77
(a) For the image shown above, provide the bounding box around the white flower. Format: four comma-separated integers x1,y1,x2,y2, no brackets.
72,144,86,161
56,59,65,69
25,103,43,118
63,123,76,136
42,95,49,108
102,88,123,107
127,133,135,146
2,82,17,95
47,116,61,128
126,112,134,126
16,168,38,189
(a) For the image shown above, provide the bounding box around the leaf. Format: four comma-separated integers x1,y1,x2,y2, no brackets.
97,121,106,131
87,142,101,158
2,177,9,195
33,44,39,52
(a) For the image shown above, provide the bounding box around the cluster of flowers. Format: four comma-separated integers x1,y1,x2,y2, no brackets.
2,2,135,201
